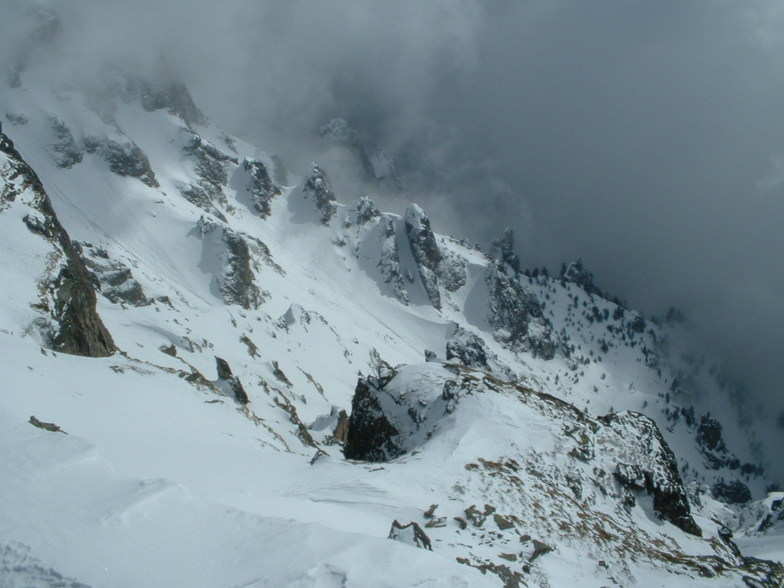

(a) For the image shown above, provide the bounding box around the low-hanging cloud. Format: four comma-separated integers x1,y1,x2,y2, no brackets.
6,0,784,475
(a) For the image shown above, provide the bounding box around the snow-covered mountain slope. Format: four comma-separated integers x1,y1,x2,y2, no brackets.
1,46,782,586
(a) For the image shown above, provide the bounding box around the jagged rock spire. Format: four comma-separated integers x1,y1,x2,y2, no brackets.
242,158,281,219
491,227,521,273
560,258,601,296
303,164,338,224
354,196,380,224
404,204,442,310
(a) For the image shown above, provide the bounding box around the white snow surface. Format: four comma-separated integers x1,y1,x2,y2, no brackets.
0,64,781,587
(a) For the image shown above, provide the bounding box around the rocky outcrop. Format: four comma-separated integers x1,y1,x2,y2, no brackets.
303,164,338,224
601,411,702,536
84,136,158,187
221,231,262,309
197,218,264,309
446,328,515,382
743,493,784,534
29,416,65,433
180,184,227,222
0,131,114,357
487,261,555,359
214,357,249,404
343,376,405,462
696,415,740,470
0,542,90,588
50,118,82,169
352,202,464,307
241,158,280,218
377,215,409,305
437,248,467,293
346,362,702,542
78,243,150,306
45,260,116,356
560,259,602,296
491,228,521,274
139,79,206,126
446,332,491,372
352,196,381,225
404,204,442,309
181,132,237,215
387,520,432,550
711,479,751,504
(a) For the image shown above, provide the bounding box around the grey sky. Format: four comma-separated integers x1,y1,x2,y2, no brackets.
5,1,783,470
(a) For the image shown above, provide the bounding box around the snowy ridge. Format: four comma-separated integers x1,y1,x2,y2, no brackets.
343,362,779,585
1,57,782,587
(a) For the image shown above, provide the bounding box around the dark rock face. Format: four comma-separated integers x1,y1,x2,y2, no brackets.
222,231,262,310
78,243,150,306
181,184,227,222
437,249,467,293
712,479,751,504
697,415,740,470
0,131,115,357
486,261,555,359
445,328,516,381
84,136,158,187
29,415,65,433
387,520,432,550
47,259,116,357
344,365,473,463
215,357,249,404
755,497,784,533
242,158,280,218
602,411,702,536
446,333,490,371
181,133,236,216
139,79,206,126
740,557,784,588
377,216,409,305
404,204,442,309
354,196,380,224
197,218,264,310
343,377,405,462
560,259,601,296
491,228,521,274
303,164,338,224
184,133,235,174
50,118,83,169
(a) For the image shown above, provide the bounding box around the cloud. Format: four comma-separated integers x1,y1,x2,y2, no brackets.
757,153,784,194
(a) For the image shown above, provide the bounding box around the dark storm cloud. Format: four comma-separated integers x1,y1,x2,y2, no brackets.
430,3,784,475
7,1,783,472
